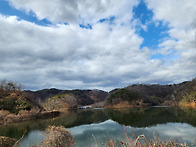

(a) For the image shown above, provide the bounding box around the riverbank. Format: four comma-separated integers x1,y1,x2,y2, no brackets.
105,101,150,108
104,100,179,108
1,102,195,125
179,101,196,108
0,110,60,125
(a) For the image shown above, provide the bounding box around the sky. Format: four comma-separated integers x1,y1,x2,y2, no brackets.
0,0,196,91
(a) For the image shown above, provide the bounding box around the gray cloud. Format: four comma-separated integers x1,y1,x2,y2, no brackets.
0,13,159,90
0,0,196,91
8,0,139,24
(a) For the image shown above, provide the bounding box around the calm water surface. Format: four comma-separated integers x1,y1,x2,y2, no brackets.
0,107,196,146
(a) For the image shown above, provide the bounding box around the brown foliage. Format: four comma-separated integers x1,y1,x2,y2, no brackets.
41,126,74,147
0,136,17,147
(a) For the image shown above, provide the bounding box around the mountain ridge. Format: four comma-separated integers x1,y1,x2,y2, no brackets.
1,78,196,113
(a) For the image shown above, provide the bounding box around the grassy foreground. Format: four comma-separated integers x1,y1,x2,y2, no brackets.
0,126,195,147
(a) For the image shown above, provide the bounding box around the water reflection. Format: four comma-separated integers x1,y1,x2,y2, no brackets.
19,130,44,147
69,120,196,146
0,107,196,146
0,109,108,139
106,107,196,127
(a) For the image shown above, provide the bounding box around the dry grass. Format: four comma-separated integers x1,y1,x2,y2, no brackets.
0,136,17,147
0,126,73,147
105,135,191,147
0,110,10,117
40,126,74,147
104,129,193,147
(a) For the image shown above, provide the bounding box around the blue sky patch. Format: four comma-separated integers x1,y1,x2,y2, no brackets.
150,53,164,60
0,0,51,26
133,0,170,51
98,16,115,24
79,16,115,29
139,22,170,49
79,23,92,29
133,0,153,24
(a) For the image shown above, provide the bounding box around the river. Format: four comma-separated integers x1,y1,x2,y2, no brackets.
0,107,196,146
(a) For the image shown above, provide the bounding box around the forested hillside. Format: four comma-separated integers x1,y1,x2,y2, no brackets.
1,78,196,113
106,78,196,107
0,80,39,113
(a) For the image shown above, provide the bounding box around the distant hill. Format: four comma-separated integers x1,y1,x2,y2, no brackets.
106,78,196,107
24,88,63,103
1,78,196,113
25,89,108,111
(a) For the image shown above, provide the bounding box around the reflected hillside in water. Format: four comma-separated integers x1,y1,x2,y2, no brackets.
0,109,108,139
1,107,196,139
107,107,196,127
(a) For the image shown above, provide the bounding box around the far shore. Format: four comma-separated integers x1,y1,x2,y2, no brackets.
1,101,195,125
0,110,60,125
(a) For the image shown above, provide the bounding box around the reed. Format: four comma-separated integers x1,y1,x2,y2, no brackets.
1,126,194,147
40,126,74,147
104,129,193,147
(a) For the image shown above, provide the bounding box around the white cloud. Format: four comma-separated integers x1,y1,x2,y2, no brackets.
145,0,196,29
8,0,139,24
0,13,158,90
144,0,196,83
0,0,195,91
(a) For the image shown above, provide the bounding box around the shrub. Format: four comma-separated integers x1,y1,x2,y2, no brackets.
0,96,16,113
41,126,74,147
142,96,163,105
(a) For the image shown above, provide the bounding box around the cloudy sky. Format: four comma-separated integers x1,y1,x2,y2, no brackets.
0,0,196,91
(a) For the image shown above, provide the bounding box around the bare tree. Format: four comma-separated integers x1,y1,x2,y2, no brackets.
0,80,22,92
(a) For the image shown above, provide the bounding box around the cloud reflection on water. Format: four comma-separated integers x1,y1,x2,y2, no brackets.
69,119,196,146
18,130,44,147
